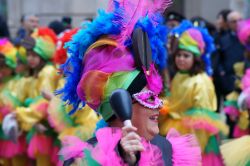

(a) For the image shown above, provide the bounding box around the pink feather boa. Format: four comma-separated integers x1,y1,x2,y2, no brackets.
59,136,91,161
59,127,201,166
167,129,202,166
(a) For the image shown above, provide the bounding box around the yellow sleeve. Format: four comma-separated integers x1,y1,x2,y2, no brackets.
16,107,44,131
238,111,250,130
11,77,31,104
59,106,99,141
37,65,60,92
192,74,217,111
15,98,48,131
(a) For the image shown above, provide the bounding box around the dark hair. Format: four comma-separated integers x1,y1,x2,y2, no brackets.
163,11,185,23
173,49,205,76
217,9,232,22
48,20,65,35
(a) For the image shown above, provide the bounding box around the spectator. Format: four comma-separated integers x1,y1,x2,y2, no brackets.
0,16,10,38
212,9,232,112
62,16,72,30
216,9,232,34
216,11,245,138
218,11,244,95
14,14,39,45
164,11,185,30
48,20,65,35
191,16,216,35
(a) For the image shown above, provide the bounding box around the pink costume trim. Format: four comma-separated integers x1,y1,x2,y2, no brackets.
167,128,202,166
139,140,164,165
182,118,219,134
0,135,27,158
59,136,91,161
143,64,163,95
133,90,163,109
202,153,224,166
242,69,250,90
28,134,53,159
91,127,126,166
224,106,239,118
233,125,250,138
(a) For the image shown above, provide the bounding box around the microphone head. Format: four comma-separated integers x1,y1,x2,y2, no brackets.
109,89,132,122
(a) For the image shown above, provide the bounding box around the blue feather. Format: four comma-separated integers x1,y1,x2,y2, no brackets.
134,14,168,70
57,2,124,113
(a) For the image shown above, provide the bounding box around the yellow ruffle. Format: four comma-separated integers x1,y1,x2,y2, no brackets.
220,136,250,166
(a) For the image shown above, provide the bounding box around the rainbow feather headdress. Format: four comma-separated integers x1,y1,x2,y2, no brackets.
0,38,17,68
170,20,215,75
57,0,172,118
31,27,57,61
53,28,79,65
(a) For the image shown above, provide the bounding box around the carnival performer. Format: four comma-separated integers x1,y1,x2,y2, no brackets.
223,19,250,137
58,0,202,165
4,27,60,166
220,80,250,166
45,28,99,142
159,20,229,166
0,38,30,166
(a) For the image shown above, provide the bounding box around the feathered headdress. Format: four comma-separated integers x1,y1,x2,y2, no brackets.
31,27,57,61
170,20,215,75
57,0,172,117
53,28,79,65
0,38,17,68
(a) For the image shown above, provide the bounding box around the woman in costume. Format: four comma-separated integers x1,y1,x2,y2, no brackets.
58,0,201,165
6,27,61,166
220,19,250,166
0,38,29,166
223,19,250,137
159,20,229,166
45,28,99,142
220,71,250,166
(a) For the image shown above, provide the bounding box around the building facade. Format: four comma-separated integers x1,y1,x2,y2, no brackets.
2,0,250,38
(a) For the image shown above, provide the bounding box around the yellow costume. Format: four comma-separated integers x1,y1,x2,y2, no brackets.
160,72,228,152
220,136,250,166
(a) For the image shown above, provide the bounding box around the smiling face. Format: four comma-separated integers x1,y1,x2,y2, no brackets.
131,103,159,141
175,49,194,71
27,51,41,69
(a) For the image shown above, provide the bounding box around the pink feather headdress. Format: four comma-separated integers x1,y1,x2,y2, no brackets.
108,0,172,45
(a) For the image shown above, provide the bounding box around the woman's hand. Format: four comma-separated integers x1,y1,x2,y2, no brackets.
41,89,54,101
119,126,145,165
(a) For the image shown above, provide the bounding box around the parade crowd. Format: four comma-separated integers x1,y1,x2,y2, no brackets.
0,1,250,166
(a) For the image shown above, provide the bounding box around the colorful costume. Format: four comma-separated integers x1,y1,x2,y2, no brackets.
0,38,29,166
223,19,250,137
58,1,201,165
50,28,99,141
11,27,61,166
159,20,228,166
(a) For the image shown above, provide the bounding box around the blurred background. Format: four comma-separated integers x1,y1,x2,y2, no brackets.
1,0,250,37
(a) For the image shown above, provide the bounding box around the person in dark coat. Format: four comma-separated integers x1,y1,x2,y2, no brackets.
216,11,244,96
214,11,245,138
0,16,10,38
212,9,232,111
14,14,39,45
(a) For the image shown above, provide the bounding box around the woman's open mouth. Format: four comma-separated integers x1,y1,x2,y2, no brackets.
149,114,159,122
